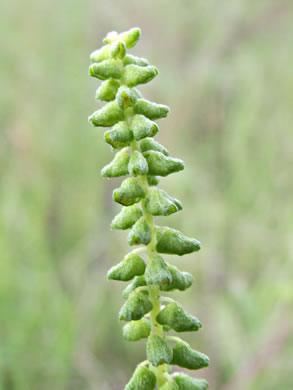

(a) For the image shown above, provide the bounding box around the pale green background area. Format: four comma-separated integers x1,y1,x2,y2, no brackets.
0,0,292,389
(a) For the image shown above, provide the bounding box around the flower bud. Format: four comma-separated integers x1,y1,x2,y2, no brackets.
147,175,160,186
116,86,138,109
160,264,193,292
173,373,208,390
118,27,141,49
89,101,124,127
96,79,120,102
123,318,151,341
134,99,169,120
121,65,158,87
104,122,133,149
145,254,172,286
113,178,146,206
123,54,149,67
155,227,200,255
109,40,126,59
125,363,156,390
101,150,130,178
130,115,159,141
122,275,146,299
145,188,182,216
107,252,146,281
89,59,122,80
140,138,169,156
128,216,152,246
171,340,209,370
90,45,110,63
143,151,184,177
146,334,173,367
111,205,143,230
160,381,179,390
129,151,149,176
156,302,202,332
119,291,153,321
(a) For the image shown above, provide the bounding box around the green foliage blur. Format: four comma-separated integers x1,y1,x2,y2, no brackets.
0,0,292,389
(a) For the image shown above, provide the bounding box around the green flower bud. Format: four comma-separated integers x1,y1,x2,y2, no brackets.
129,151,149,176
89,59,122,80
101,150,129,178
140,137,169,156
128,216,152,246
119,291,153,321
145,188,182,216
105,122,133,149
89,101,124,127
131,115,158,141
121,65,158,87
155,227,200,255
156,302,202,332
113,178,146,206
111,205,143,230
123,318,151,341
107,251,146,282
90,45,110,63
160,381,179,390
143,151,184,177
109,40,126,59
134,99,169,120
173,373,208,390
116,86,138,110
96,79,120,102
122,275,146,299
125,364,156,390
123,54,149,67
146,334,173,367
160,264,193,292
118,27,141,49
145,254,172,286
171,340,209,370
147,175,160,186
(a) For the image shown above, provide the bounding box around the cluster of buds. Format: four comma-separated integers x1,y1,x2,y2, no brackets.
89,27,209,390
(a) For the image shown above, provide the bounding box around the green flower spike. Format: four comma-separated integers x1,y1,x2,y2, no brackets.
89,27,209,389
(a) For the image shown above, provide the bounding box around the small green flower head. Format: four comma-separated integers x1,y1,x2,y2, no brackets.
144,254,172,286
155,227,201,255
123,318,151,341
156,302,202,332
119,290,153,321
107,251,146,281
113,177,145,206
146,334,173,367
125,363,156,390
111,205,143,230
171,340,210,370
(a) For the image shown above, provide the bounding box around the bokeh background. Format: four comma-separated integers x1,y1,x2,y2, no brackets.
1,0,293,389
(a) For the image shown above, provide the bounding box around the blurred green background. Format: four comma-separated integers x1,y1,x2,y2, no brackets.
1,0,293,389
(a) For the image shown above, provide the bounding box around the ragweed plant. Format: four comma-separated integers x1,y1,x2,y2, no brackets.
89,27,209,390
